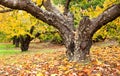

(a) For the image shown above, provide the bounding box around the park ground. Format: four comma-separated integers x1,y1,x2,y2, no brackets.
0,40,120,76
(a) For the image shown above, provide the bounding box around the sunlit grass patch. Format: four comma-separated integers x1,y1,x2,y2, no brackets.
0,43,15,49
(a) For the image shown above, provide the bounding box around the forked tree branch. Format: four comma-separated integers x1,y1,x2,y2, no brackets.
78,4,120,38
91,4,120,34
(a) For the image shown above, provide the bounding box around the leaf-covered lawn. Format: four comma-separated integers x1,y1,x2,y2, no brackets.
0,43,120,76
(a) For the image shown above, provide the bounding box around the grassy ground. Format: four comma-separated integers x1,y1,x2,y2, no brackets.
0,43,21,55
0,42,64,54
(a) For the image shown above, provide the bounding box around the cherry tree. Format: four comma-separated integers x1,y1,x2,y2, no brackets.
0,0,120,62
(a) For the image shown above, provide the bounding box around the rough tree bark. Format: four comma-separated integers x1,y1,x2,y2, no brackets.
0,0,120,62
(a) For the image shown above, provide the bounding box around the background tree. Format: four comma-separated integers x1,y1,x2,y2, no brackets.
0,7,61,51
0,9,40,51
12,36,20,47
0,0,120,62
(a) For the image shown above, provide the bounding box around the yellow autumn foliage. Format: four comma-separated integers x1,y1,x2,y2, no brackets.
82,0,120,41
32,0,43,6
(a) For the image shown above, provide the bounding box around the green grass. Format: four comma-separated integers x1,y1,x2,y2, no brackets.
0,43,56,56
0,43,21,55
0,43,15,49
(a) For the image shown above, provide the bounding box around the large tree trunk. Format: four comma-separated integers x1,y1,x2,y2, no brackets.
65,38,92,62
65,16,93,62
14,38,20,47
0,0,120,62
74,38,92,62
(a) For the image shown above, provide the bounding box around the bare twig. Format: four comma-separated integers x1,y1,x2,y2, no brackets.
0,5,5,9
0,9,13,13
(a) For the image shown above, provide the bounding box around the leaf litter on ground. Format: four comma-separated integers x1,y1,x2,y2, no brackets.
0,45,120,76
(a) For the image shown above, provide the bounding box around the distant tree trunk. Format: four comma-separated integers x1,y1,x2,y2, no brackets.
20,35,31,51
15,38,20,47
13,37,16,45
13,36,20,47
0,0,120,62
19,26,35,51
19,26,40,52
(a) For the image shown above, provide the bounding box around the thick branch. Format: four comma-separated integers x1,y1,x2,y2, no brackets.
91,4,120,34
43,0,74,32
0,0,74,41
77,4,120,39
0,0,30,9
43,0,74,30
0,0,62,30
